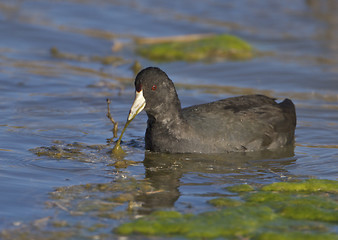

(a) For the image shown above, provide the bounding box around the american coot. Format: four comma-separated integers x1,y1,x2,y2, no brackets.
128,67,296,153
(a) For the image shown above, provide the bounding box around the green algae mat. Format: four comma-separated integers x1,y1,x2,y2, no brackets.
115,179,338,240
136,34,254,62
1,179,337,240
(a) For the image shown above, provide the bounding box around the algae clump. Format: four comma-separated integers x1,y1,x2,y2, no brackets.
246,191,292,204
281,203,338,222
137,34,253,62
208,197,243,207
115,206,277,238
261,179,338,193
246,193,338,223
115,179,338,239
257,232,338,240
246,180,338,223
226,183,255,193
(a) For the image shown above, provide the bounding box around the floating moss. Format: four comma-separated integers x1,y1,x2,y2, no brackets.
226,184,255,193
151,211,183,219
3,177,337,240
208,197,243,207
246,191,338,222
137,34,254,62
31,145,84,159
281,203,338,222
261,179,338,193
115,206,277,238
246,191,292,204
246,191,337,209
50,46,125,65
115,179,338,239
257,232,338,240
30,142,109,162
288,195,338,210
116,199,338,239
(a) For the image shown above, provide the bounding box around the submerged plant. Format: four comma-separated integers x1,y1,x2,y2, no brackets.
136,34,254,62
115,179,338,239
50,47,125,65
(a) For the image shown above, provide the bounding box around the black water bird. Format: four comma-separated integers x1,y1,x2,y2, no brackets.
128,67,296,153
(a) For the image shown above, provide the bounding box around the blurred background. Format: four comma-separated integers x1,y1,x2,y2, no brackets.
0,0,337,238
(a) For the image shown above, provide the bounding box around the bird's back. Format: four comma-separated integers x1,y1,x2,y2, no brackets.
181,95,296,152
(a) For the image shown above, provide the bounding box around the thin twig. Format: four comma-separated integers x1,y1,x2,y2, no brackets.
135,33,215,45
106,99,118,138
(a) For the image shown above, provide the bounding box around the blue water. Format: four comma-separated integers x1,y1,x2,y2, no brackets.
0,0,337,237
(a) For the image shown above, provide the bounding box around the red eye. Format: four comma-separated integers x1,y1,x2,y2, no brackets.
151,85,157,91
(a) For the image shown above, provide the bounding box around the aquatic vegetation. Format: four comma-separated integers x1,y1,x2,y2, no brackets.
116,179,338,239
1,177,337,240
110,117,132,157
30,141,141,168
46,177,155,229
246,191,292,204
280,202,338,222
136,34,254,62
50,47,125,65
247,193,338,222
208,197,243,207
115,205,337,239
30,141,109,162
26,143,338,240
109,160,138,168
31,144,88,160
109,94,145,157
2,177,337,239
257,232,338,240
105,94,132,157
261,179,338,193
0,220,110,240
226,183,255,192
115,206,277,238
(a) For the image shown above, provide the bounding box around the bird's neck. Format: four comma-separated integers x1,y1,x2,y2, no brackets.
147,106,183,125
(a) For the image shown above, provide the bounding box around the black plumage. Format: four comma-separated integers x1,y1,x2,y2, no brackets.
131,67,296,153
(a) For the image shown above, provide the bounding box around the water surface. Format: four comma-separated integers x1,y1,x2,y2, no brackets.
0,0,337,238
